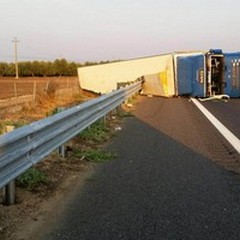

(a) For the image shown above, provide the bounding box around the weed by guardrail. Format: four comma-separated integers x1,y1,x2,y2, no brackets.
16,168,48,191
79,120,110,143
73,149,117,163
0,119,28,135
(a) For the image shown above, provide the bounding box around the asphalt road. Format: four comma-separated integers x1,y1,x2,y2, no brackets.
202,99,240,139
39,96,240,240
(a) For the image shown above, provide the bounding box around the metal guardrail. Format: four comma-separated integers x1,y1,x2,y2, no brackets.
0,81,142,190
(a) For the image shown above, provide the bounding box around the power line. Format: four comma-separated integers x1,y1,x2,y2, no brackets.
12,37,20,79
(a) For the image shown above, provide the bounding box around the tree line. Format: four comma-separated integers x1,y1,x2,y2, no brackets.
0,58,113,77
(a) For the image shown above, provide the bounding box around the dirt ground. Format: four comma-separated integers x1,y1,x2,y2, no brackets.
0,89,130,240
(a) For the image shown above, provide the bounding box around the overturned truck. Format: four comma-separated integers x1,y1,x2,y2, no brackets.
78,49,240,98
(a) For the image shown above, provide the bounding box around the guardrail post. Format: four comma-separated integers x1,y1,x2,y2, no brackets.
3,126,16,205
111,108,117,115
5,181,15,205
58,144,66,158
102,115,107,125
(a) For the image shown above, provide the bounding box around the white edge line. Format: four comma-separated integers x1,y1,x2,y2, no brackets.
191,97,240,154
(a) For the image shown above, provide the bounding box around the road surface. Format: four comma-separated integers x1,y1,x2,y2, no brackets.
202,99,240,139
37,96,240,239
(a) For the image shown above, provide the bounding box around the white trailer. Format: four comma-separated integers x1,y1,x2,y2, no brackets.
78,54,175,97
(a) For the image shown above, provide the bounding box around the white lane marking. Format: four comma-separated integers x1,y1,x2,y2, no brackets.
191,98,240,154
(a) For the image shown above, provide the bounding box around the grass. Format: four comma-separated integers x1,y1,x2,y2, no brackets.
46,107,66,116
0,119,28,134
16,167,48,191
117,110,133,118
4,119,27,128
74,149,117,163
79,120,110,143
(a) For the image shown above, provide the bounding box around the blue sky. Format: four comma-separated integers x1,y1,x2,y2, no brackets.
1,0,240,62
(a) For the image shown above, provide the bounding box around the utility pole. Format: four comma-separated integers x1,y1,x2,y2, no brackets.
12,37,19,79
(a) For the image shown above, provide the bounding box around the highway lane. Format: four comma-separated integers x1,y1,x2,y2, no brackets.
37,96,240,240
